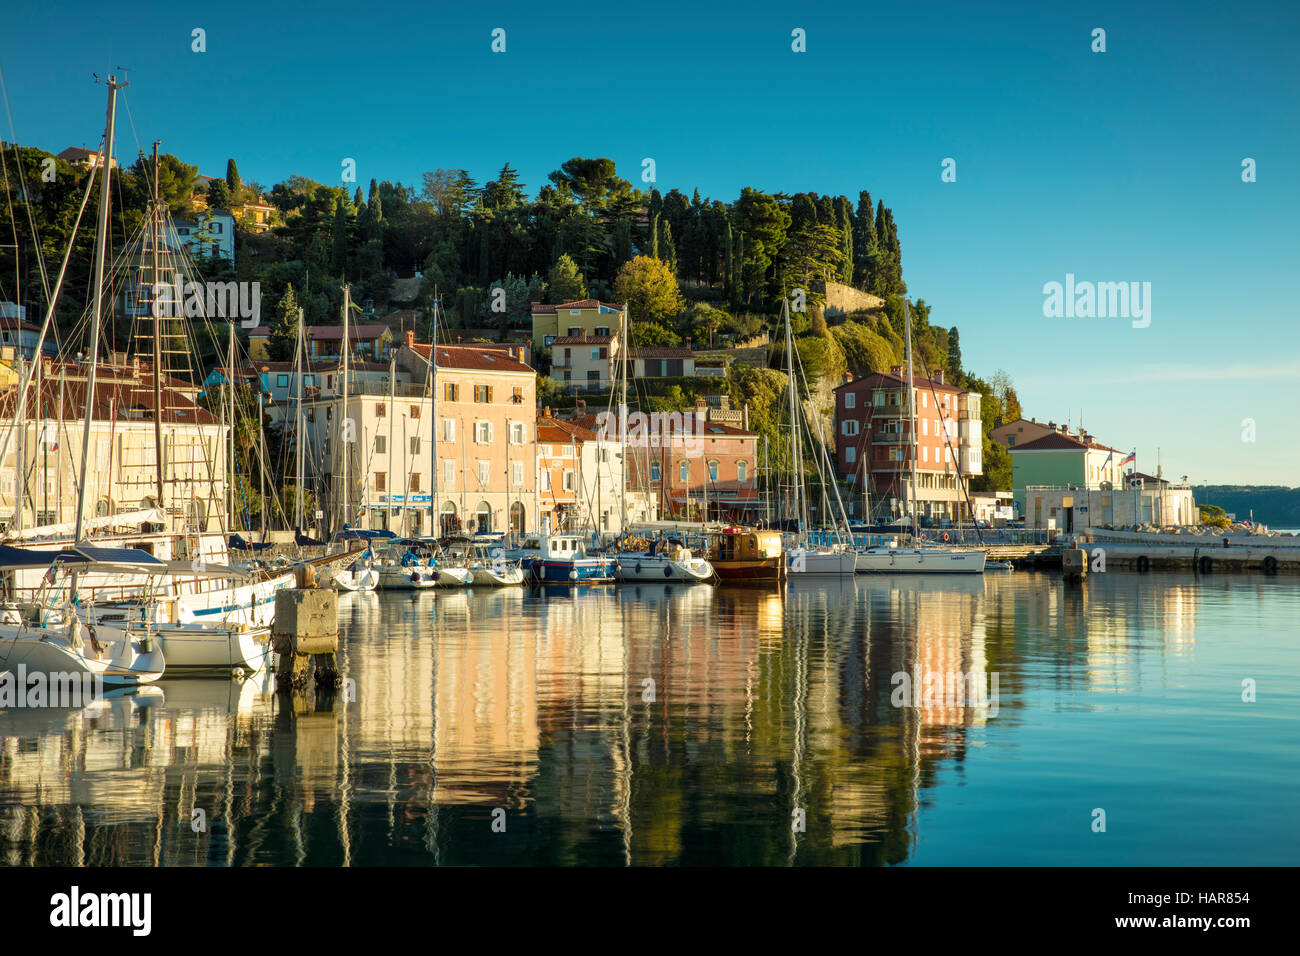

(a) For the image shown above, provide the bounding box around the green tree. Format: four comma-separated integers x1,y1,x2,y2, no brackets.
614,255,686,327
206,178,230,211
545,253,587,302
267,284,300,361
226,158,241,193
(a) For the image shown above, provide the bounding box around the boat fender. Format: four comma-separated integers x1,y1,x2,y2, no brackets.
1264,555,1278,574
1136,555,1150,572
664,566,672,578
410,572,420,583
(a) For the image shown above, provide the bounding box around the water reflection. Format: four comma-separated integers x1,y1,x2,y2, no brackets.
1,572,1294,866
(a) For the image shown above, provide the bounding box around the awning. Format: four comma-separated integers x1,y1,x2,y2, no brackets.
4,509,167,541
0,544,167,573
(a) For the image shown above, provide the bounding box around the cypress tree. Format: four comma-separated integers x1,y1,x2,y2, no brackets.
225,158,240,192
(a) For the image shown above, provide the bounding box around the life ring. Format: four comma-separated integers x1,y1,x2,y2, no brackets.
1136,555,1150,572
1264,555,1278,574
942,532,950,542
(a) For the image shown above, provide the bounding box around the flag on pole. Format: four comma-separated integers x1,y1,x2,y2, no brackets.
1120,450,1136,466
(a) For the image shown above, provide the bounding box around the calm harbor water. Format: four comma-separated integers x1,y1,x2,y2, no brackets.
1,571,1296,866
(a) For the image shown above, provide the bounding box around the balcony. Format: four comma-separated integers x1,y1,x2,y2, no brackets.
872,431,907,444
870,404,907,418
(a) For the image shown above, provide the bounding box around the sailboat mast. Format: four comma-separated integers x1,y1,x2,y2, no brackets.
783,298,803,534
73,75,126,543
619,304,627,532
150,141,165,513
430,296,438,534
227,302,235,532
341,284,350,532
295,307,305,530
904,300,918,536
387,353,395,532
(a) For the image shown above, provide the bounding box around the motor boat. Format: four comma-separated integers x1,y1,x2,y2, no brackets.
615,537,714,582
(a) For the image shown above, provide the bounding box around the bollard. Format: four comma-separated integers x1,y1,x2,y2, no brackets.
272,587,340,689
1062,547,1088,582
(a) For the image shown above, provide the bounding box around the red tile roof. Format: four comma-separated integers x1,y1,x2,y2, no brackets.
537,416,599,444
1009,432,1122,454
531,299,624,314
409,343,535,374
630,347,693,359
553,335,615,345
835,370,967,394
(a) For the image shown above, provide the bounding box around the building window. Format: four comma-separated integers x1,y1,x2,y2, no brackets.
474,385,492,403
679,460,690,482
708,460,719,481
475,421,492,443
375,435,386,455
842,420,859,436
541,470,551,491
846,447,856,464
276,374,289,387
512,462,524,487
409,473,421,492
845,393,855,409
512,386,524,404
444,382,459,402
443,418,455,442
410,436,420,455
375,472,386,492
595,326,610,336
305,375,315,387
443,459,455,489
563,470,576,492
477,460,490,488
1007,435,1016,447
921,418,927,436
590,349,600,360
410,405,420,418
738,460,748,481
510,422,525,444
376,402,386,417
650,461,661,482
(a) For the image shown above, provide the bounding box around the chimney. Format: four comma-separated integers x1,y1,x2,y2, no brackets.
575,398,586,416
685,336,692,349
932,369,944,385
404,330,414,348
843,371,853,384
544,406,551,419
890,365,903,377
1048,421,1056,429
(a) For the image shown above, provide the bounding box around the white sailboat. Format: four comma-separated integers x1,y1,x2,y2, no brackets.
0,80,297,671
855,300,985,574
779,299,856,577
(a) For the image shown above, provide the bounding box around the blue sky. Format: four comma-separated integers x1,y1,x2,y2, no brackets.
2,0,1297,484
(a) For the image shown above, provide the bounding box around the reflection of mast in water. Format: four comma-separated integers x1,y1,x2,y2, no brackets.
787,612,808,865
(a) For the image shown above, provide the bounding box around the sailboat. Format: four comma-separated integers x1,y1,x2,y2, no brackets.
0,546,166,686
854,300,986,574
778,299,856,577
0,78,296,671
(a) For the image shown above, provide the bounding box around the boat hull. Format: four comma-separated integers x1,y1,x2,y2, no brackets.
469,566,526,586
615,554,715,582
376,566,439,590
712,558,786,585
0,630,165,687
855,548,987,573
531,558,616,584
787,549,857,576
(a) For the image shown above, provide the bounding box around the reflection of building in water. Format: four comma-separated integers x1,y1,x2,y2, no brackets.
0,681,278,865
432,590,539,807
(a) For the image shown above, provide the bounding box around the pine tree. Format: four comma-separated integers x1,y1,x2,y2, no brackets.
835,196,854,285
225,158,240,193
853,190,877,288
331,201,349,278
267,284,300,362
546,253,587,303
657,219,677,274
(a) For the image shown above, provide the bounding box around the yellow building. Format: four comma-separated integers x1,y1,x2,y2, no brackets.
530,299,626,348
